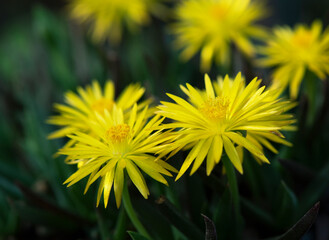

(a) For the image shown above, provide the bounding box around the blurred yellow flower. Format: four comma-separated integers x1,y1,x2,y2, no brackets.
59,105,177,207
172,0,267,71
157,73,295,179
69,0,167,43
48,81,149,141
259,20,329,98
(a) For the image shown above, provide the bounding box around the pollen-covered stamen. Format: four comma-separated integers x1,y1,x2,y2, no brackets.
210,4,228,20
106,124,131,143
92,98,114,113
292,30,313,48
200,97,230,121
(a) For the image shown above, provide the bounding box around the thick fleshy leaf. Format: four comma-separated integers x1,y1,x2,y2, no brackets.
277,202,319,240
202,214,217,240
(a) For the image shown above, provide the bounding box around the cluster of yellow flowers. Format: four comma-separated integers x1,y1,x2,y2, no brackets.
49,73,295,207
69,0,329,98
49,0,329,208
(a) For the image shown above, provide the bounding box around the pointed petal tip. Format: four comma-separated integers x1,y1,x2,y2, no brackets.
237,166,244,175
116,200,121,209
204,73,211,81
174,175,181,182
263,158,271,164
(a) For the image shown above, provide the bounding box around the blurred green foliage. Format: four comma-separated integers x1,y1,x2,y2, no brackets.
0,2,329,240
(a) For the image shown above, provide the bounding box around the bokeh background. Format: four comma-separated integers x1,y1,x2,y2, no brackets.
1,0,329,239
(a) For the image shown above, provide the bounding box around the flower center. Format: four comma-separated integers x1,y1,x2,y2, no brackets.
210,4,228,21
106,124,130,143
200,97,230,121
92,98,114,113
292,30,313,48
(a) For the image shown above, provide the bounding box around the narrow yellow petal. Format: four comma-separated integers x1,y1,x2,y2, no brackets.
213,135,223,164
175,139,206,181
64,160,104,187
290,65,305,99
96,177,105,207
125,160,149,199
222,135,243,174
114,162,125,208
104,81,114,100
190,137,212,175
204,74,215,99
103,168,115,208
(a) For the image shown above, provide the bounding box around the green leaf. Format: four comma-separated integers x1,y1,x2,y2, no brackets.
0,176,22,199
187,175,206,225
274,181,298,228
299,161,329,215
122,181,151,239
213,188,237,240
133,197,175,240
128,231,150,240
240,197,274,226
156,196,204,240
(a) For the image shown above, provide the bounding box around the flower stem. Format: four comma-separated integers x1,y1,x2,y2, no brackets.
113,207,126,240
305,71,317,127
122,181,151,239
222,156,243,232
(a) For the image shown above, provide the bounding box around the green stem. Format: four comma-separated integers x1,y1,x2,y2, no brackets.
222,156,244,239
114,207,127,240
96,209,110,240
222,157,240,214
122,182,151,239
305,72,317,127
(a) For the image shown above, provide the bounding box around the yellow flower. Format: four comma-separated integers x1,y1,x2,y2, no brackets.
172,0,267,71
59,105,177,208
258,20,329,98
48,81,149,141
69,0,167,43
157,73,295,179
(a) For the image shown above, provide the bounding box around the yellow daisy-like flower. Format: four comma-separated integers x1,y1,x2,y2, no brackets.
258,20,329,98
48,81,148,141
69,0,167,43
157,73,295,179
172,0,267,71
59,105,176,208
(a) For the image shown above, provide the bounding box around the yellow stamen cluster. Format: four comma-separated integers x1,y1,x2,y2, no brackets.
210,5,228,20
200,97,230,121
106,124,131,143
292,30,313,48
92,98,114,113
